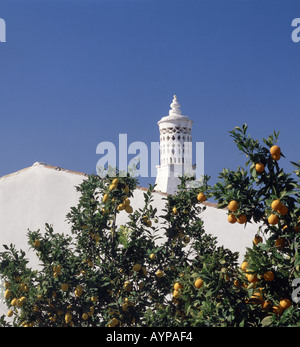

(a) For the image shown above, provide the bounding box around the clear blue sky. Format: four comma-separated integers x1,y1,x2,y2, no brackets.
0,0,299,188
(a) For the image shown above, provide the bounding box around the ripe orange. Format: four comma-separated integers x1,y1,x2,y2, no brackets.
112,178,119,186
149,253,156,260
172,207,178,215
132,264,142,272
255,163,265,173
194,278,204,289
124,281,132,291
294,224,300,234
277,204,288,216
251,292,263,303
246,273,258,283
61,283,69,292
109,184,117,191
253,234,263,245
275,238,285,249
174,282,183,291
110,318,119,327
156,270,164,278
237,214,247,224
33,239,41,248
197,193,207,203
279,298,292,310
173,290,180,298
228,214,237,224
272,154,281,161
270,145,281,156
75,285,83,297
65,313,72,323
4,289,11,299
268,214,279,225
271,199,282,211
263,270,275,282
125,205,133,214
103,194,109,203
261,300,272,310
11,298,18,307
233,279,240,287
82,313,89,321
228,200,238,212
241,261,249,271
272,305,283,316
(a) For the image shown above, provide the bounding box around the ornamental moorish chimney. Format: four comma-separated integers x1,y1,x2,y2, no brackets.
155,95,194,195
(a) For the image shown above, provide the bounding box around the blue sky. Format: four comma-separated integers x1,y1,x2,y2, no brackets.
0,0,300,188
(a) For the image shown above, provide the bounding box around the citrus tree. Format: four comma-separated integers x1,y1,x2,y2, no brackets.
212,124,300,326
0,170,218,327
0,124,299,327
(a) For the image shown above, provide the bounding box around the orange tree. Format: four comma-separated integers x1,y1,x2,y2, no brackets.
212,124,300,326
0,124,299,327
0,170,220,327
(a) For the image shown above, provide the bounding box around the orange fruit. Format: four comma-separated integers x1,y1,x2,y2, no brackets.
255,163,265,173
197,193,207,202
33,239,41,248
237,214,247,224
268,214,279,225
271,199,282,211
4,289,11,299
261,300,272,310
174,282,183,291
228,214,237,224
112,178,119,186
263,270,275,282
277,204,288,216
273,305,283,316
270,145,281,156
275,238,285,249
156,270,164,278
172,207,178,215
117,203,125,211
103,194,109,203
173,290,180,298
61,283,69,292
233,279,240,287
132,264,142,272
253,234,263,245
228,200,238,212
124,281,132,291
241,261,249,271
246,273,258,283
110,317,119,327
251,292,263,303
294,224,300,234
125,205,133,214
194,278,204,289
272,154,281,161
65,313,72,323
82,313,89,320
279,298,292,310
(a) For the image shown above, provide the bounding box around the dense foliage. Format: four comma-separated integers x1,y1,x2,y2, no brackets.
0,124,299,327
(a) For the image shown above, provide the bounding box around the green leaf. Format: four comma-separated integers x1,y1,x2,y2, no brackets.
261,316,273,327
